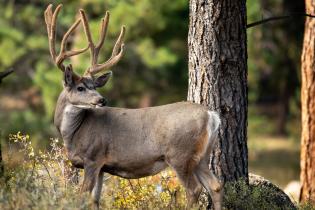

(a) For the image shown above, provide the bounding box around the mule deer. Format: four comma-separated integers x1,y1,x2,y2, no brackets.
45,4,223,209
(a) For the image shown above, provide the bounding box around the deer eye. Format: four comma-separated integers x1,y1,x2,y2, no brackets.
77,87,85,92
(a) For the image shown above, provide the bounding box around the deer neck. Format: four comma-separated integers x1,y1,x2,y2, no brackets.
54,90,86,150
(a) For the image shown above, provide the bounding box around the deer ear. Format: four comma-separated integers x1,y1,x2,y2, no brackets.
94,71,112,88
64,66,74,88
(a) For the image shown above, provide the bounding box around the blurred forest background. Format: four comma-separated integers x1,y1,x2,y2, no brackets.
0,0,305,190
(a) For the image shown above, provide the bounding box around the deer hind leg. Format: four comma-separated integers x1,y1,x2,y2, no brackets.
177,170,202,209
169,159,202,209
194,162,223,210
185,174,202,208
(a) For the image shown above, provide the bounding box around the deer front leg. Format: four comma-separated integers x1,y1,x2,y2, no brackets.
81,163,103,209
81,167,97,192
81,163,102,209
91,171,104,208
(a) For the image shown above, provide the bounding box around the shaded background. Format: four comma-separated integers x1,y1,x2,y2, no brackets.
0,0,305,190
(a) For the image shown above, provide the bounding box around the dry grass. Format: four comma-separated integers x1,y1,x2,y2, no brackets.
0,132,311,210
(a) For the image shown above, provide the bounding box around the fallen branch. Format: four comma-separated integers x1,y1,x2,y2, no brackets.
247,13,315,29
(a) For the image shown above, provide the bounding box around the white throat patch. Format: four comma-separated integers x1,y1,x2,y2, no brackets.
60,104,84,149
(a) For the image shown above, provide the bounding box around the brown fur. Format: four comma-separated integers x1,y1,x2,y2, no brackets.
192,129,209,168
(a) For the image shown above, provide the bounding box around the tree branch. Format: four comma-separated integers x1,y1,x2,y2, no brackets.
0,68,14,84
247,13,315,29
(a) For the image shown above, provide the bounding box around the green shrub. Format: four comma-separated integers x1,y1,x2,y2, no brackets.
224,179,283,210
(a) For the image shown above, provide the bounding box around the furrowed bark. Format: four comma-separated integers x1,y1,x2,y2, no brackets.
300,0,315,203
187,0,248,182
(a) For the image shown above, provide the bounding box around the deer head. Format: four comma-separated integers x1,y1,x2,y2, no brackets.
44,4,125,108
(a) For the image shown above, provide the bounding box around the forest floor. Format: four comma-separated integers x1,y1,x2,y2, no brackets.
248,134,300,204
248,135,300,188
247,104,300,189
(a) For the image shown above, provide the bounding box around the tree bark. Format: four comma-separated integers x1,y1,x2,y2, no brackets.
187,0,248,182
300,0,315,204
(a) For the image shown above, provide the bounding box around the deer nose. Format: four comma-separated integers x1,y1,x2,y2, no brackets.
98,98,107,106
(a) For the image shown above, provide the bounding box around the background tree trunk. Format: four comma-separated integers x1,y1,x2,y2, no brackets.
300,0,315,203
187,0,248,182
0,69,14,177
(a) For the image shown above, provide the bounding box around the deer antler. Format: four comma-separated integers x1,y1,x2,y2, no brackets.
79,9,125,77
44,4,89,71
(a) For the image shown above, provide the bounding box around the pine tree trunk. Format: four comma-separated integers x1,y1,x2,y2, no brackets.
187,0,248,182
300,0,315,203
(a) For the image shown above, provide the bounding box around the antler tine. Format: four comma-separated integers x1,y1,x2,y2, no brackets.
86,26,125,75
44,4,60,61
79,9,94,45
95,12,110,57
80,9,125,77
111,26,125,57
88,44,124,75
58,19,81,57
79,9,111,72
79,9,96,66
44,4,89,72
56,18,89,69
51,4,62,60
